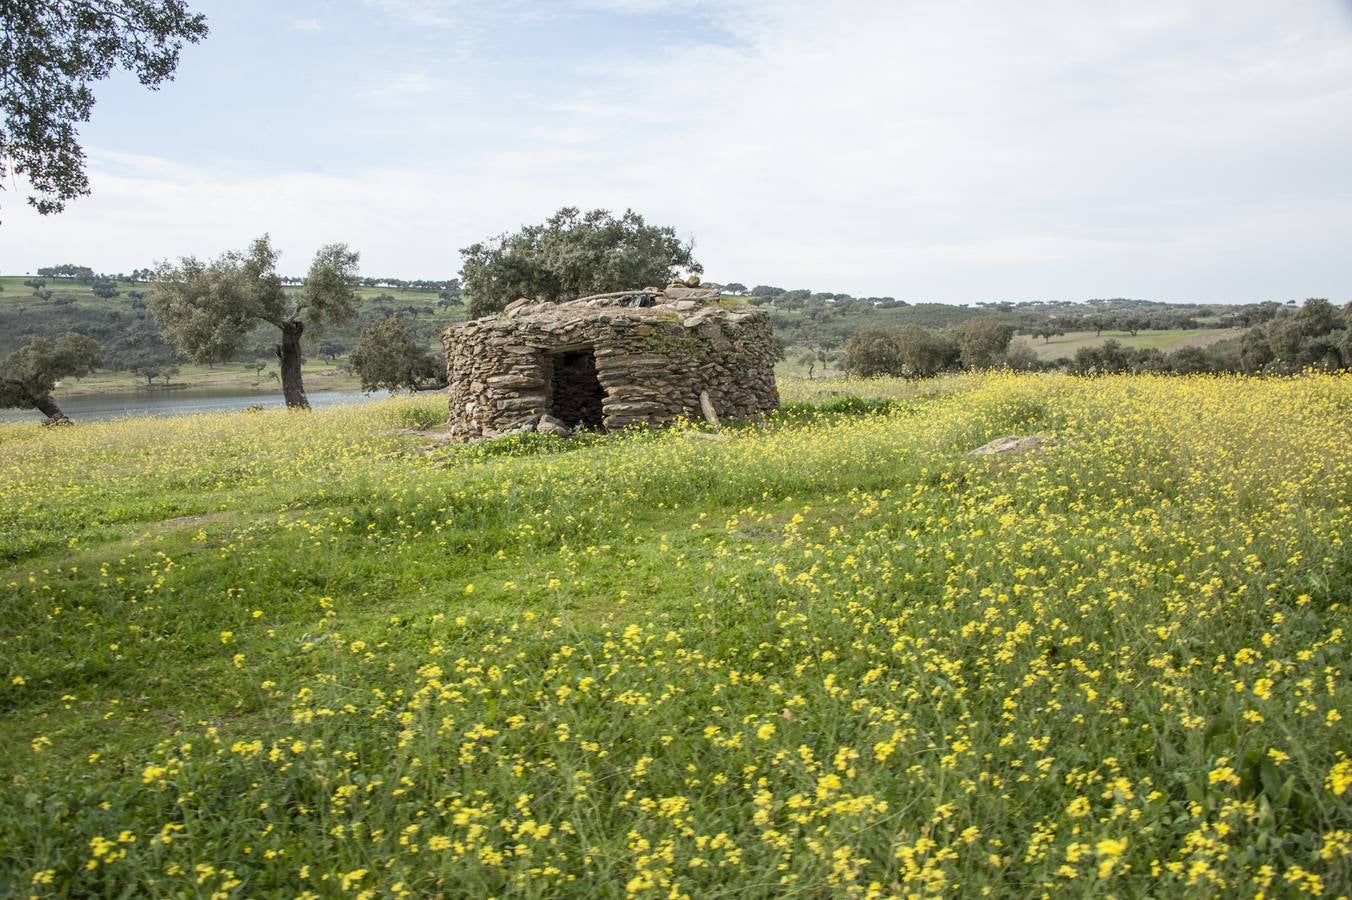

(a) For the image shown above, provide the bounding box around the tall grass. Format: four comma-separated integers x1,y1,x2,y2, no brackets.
2,373,1349,897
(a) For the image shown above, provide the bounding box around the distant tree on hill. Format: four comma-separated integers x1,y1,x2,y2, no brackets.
1002,344,1042,371
460,207,701,318
123,342,180,386
313,341,342,364
0,333,101,423
893,326,958,377
90,277,120,299
151,235,360,409
129,359,164,386
1235,301,1284,328
724,282,747,295
1264,299,1346,372
37,264,95,280
22,278,46,292
1,1,208,216
350,314,444,393
1239,328,1275,372
842,326,955,378
806,339,840,377
1294,297,1339,337
1167,346,1215,374
842,327,903,377
1115,315,1146,337
1072,339,1164,374
438,279,463,307
953,320,1015,368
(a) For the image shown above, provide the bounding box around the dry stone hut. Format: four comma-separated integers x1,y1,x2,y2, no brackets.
442,282,779,439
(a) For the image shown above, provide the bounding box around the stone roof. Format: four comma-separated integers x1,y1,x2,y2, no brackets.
449,284,755,333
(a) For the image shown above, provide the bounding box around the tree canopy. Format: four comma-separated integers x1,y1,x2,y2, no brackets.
1,1,208,215
350,314,443,394
36,264,96,280
840,327,903,378
460,207,701,318
0,332,101,422
952,319,1015,369
841,325,961,378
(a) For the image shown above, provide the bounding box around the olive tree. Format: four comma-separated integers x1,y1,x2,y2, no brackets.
893,326,959,377
841,327,904,377
350,314,444,394
0,333,101,423
151,236,359,409
843,326,957,379
952,319,1015,369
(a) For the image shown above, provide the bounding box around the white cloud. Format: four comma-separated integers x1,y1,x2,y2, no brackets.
359,0,539,29
357,72,445,100
290,17,322,31
359,0,462,28
524,0,1352,300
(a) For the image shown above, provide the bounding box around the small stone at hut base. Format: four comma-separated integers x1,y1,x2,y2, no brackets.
969,435,1053,456
537,415,571,437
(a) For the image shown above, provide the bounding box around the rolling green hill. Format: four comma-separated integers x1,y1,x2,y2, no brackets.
1,275,463,394
4,273,1265,393
1011,326,1246,360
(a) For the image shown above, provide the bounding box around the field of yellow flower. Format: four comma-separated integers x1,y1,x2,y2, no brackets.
2,372,1350,897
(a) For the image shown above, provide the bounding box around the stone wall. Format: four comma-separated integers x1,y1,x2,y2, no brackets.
442,287,780,439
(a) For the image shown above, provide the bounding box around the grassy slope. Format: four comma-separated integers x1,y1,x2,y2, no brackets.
1012,327,1246,361
53,361,360,397
0,275,461,395
9,278,1251,394
3,375,1350,896
774,329,1244,377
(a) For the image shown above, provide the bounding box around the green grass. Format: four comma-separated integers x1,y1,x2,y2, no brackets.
54,360,361,397
2,373,1350,896
1013,327,1245,360
776,327,1245,378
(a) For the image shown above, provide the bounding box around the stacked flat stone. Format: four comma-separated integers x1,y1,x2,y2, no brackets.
442,285,780,439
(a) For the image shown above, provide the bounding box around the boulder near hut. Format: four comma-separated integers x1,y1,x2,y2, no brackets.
442,280,780,439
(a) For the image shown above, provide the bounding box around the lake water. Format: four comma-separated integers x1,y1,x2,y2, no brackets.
0,387,383,425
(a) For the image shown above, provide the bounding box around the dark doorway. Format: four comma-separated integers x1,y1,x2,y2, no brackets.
548,348,605,429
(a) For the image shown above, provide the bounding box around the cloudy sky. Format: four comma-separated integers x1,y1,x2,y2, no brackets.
5,0,1352,302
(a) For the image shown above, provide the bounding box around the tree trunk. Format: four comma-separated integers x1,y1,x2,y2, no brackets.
33,394,72,425
277,320,310,410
